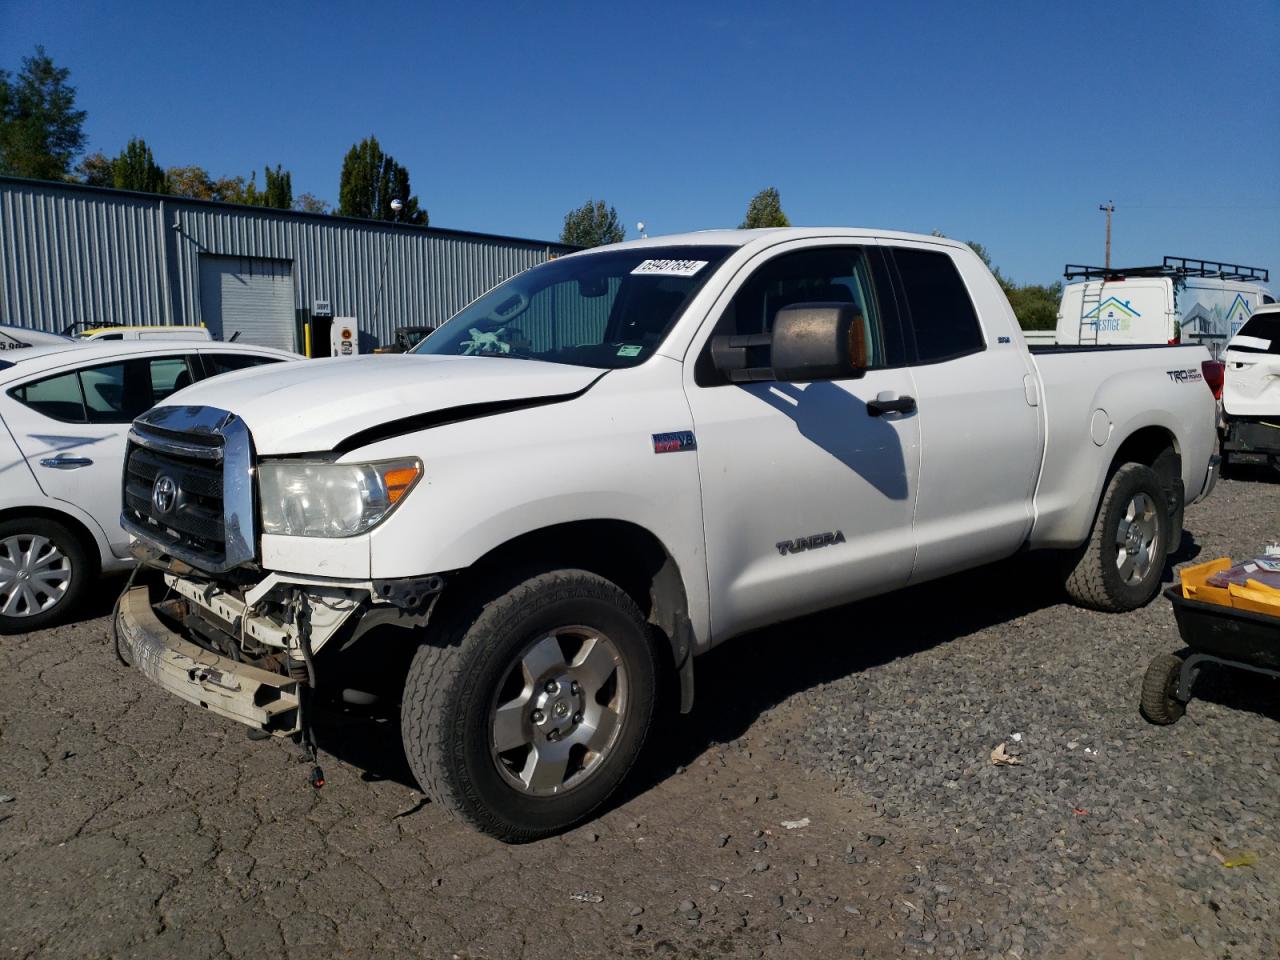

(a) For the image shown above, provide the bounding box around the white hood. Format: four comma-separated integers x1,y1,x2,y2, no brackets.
162,354,603,454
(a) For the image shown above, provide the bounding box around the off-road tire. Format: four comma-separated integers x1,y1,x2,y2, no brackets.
1140,653,1187,725
0,517,93,635
401,569,657,842
1063,462,1169,613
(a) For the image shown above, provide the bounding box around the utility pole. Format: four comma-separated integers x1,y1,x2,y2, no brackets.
1099,201,1115,270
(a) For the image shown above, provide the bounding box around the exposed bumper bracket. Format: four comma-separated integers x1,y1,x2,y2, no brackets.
117,585,301,736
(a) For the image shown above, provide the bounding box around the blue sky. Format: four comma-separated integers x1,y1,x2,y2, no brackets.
2,0,1277,285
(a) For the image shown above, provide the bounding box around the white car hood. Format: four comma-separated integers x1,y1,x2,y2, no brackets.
161,354,603,454
1223,346,1280,418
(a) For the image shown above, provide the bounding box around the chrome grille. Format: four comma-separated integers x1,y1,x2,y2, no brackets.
121,406,256,573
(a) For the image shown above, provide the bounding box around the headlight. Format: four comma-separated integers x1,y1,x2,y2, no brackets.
258,458,422,538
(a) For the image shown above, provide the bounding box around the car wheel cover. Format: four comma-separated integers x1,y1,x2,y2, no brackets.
1114,492,1160,586
489,626,628,797
0,534,72,617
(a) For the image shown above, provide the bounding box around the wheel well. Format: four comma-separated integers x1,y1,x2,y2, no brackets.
439,521,694,705
1109,427,1180,490
0,505,103,574
1107,426,1183,550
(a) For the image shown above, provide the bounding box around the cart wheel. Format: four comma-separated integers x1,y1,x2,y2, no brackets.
1140,653,1186,725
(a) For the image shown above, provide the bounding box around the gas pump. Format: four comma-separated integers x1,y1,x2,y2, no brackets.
330,318,360,357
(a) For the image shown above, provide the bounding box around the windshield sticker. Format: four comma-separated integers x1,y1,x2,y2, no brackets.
616,344,642,357
631,259,708,278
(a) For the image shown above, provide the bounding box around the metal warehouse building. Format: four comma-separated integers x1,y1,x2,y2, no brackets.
0,176,575,354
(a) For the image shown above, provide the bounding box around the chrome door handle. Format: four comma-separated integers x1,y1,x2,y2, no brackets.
40,455,93,469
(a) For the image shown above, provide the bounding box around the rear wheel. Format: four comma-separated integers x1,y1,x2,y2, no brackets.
1063,462,1169,612
400,569,657,841
0,518,93,634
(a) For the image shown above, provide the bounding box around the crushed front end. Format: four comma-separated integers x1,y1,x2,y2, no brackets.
116,405,440,743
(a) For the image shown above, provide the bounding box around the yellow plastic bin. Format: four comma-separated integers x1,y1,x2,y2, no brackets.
1178,557,1233,607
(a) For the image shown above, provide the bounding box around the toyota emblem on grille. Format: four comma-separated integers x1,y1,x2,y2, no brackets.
152,475,178,514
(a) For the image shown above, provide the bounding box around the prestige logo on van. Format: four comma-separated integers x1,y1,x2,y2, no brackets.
1085,297,1141,333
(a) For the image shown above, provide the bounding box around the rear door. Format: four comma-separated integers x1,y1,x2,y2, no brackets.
684,241,922,639
885,243,1042,583
4,352,201,555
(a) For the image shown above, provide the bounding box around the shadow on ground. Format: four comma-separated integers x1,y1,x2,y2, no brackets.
314,549,1085,801
309,528,1244,813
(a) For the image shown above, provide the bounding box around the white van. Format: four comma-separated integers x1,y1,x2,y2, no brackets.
1056,258,1273,354
77,325,212,343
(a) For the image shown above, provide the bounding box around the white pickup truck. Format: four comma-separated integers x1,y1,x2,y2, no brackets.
116,228,1220,840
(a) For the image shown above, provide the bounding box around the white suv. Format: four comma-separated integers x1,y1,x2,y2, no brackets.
0,340,301,632
1222,303,1280,472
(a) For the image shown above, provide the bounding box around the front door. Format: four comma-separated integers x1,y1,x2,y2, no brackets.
683,243,921,640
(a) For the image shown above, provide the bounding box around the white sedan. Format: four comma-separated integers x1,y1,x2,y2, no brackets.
0,339,301,632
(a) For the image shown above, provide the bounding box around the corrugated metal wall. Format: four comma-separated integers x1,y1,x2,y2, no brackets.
0,177,574,347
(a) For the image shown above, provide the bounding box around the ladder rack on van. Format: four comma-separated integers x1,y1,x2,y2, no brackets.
1064,257,1270,283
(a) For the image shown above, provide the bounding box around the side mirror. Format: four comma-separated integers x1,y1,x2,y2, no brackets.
771,303,868,381
712,302,868,383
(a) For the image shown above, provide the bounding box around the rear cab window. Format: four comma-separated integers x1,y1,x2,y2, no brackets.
891,247,985,363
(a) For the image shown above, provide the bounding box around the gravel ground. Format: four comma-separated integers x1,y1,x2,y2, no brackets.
777,475,1280,958
1,476,1277,959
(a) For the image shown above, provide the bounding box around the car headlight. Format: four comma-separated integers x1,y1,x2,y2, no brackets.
258,458,422,538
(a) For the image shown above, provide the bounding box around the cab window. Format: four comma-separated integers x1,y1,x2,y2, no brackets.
891,248,985,363
698,246,903,384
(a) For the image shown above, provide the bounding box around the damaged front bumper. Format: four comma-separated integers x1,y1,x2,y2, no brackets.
116,585,303,736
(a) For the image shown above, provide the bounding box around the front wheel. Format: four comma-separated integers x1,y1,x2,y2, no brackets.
0,518,93,634
401,569,657,841
1063,462,1169,613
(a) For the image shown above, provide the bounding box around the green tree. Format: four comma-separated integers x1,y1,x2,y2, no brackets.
293,192,330,214
165,164,215,199
76,150,113,186
560,199,624,247
261,164,292,209
111,137,165,193
739,187,790,228
338,135,427,223
0,46,87,180
1006,282,1063,331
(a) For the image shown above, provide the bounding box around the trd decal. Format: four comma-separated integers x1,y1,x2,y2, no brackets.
777,530,846,556
653,430,697,454
1165,368,1203,384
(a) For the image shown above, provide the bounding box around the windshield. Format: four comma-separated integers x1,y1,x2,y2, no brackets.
413,245,734,369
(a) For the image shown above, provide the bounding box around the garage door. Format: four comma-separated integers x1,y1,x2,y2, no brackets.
199,256,296,351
